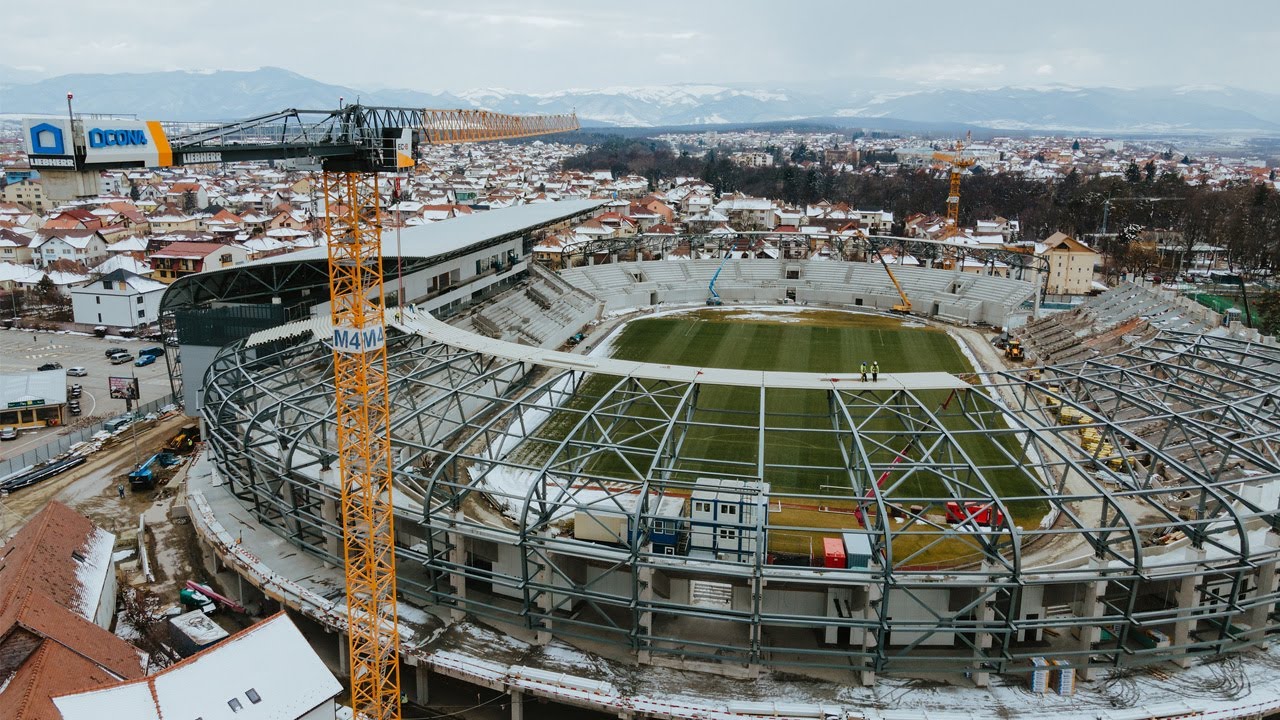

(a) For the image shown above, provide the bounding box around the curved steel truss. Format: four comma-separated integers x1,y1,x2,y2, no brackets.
202,277,1280,681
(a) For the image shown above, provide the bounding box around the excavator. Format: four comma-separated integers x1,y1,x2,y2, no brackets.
872,246,912,314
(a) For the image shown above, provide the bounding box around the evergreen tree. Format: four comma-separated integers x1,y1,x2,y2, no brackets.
1124,162,1143,184
1256,290,1280,337
1071,139,1080,151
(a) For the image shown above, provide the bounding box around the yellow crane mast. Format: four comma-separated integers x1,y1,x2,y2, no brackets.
23,104,579,720
932,131,976,239
325,110,578,720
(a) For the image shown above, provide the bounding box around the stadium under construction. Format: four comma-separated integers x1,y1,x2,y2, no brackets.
169,200,1280,719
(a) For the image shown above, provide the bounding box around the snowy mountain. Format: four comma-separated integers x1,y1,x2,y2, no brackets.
1,67,1278,134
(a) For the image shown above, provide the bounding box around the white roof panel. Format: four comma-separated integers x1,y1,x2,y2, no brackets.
54,613,340,720
248,199,606,268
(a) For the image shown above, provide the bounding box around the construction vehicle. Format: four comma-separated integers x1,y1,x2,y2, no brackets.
707,252,731,305
872,247,911,314
932,132,976,239
26,103,577,720
127,451,182,490
1005,338,1025,361
166,424,201,453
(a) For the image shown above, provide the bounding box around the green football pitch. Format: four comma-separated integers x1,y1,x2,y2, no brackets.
524,308,1044,529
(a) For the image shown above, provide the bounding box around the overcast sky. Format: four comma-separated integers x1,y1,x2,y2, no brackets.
7,0,1278,94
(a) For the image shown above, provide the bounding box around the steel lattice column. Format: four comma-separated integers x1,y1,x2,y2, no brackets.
324,170,402,720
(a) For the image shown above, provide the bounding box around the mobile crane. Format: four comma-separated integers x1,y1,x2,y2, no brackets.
25,104,578,720
872,246,912,314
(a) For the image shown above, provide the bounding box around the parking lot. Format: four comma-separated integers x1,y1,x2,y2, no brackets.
0,328,177,456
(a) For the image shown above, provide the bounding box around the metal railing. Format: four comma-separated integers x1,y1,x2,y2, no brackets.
0,394,178,481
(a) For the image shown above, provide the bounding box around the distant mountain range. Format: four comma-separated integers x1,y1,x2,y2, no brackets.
2,66,1278,135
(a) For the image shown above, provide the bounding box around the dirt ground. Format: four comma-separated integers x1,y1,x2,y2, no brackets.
0,414,224,612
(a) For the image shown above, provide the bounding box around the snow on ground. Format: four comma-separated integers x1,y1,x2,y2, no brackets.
422,619,1280,720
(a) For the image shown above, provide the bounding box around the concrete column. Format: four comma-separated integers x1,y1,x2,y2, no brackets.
1246,533,1279,642
1076,560,1106,681
414,664,430,706
510,689,524,720
535,529,553,645
972,567,994,688
337,632,349,674
636,564,654,664
319,493,339,569
861,584,881,686
449,511,468,622
1171,548,1206,669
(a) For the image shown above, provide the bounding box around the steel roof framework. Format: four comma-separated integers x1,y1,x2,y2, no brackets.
201,304,1280,676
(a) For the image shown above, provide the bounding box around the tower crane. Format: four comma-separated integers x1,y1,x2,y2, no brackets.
931,131,976,239
24,104,578,720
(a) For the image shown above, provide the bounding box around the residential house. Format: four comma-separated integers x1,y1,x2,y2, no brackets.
267,207,310,233
71,268,167,327
714,194,777,230
31,230,108,268
1040,232,1099,295
1,179,46,212
202,207,245,237
0,201,40,229
639,195,675,223
165,181,209,210
42,208,103,232
148,209,200,234
150,242,249,283
0,502,145,720
0,228,35,265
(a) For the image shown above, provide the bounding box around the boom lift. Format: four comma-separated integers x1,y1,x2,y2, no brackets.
707,251,732,305
25,104,578,720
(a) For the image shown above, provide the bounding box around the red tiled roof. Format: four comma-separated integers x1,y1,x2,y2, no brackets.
0,636,131,720
0,503,145,720
0,502,97,614
150,242,227,258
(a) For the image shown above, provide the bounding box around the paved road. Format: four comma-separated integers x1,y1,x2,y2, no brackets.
0,327,175,457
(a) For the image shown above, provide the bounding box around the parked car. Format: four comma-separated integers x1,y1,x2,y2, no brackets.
0,427,17,441
37,362,62,371
111,353,135,365
139,346,165,358
68,384,82,398
106,347,129,358
134,354,157,367
69,405,82,416
67,366,88,377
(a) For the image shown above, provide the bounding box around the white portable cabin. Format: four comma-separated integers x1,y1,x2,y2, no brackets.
573,494,687,552
688,478,770,562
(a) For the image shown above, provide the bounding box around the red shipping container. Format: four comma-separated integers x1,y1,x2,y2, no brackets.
822,537,846,568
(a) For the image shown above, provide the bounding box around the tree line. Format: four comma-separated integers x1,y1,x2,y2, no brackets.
564,137,1280,275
